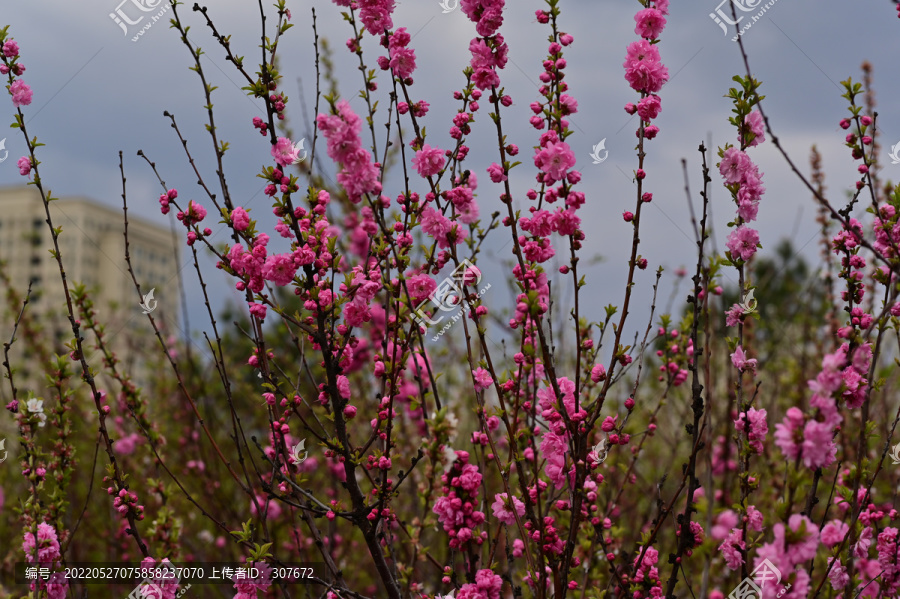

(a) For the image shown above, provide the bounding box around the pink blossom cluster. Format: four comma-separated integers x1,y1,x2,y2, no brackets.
317,100,382,203
412,144,446,179
138,558,181,599
158,188,178,215
732,407,767,454
456,568,503,599
517,23,585,275
463,0,508,91
271,136,301,167
491,492,525,526
774,341,870,470
720,144,765,264
2,38,31,106
232,561,272,598
22,523,69,599
753,514,819,598
2,36,34,177
877,527,900,595
377,27,416,80
622,2,667,138
108,485,145,520
432,450,487,550
716,505,765,569
419,205,466,249
873,203,900,259
632,545,663,598
335,0,395,35
623,39,669,95
655,326,690,386
444,172,480,224
461,0,505,38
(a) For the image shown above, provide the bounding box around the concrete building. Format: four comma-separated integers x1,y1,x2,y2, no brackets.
0,185,181,390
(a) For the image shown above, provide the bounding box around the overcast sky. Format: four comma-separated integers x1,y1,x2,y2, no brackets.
0,0,898,357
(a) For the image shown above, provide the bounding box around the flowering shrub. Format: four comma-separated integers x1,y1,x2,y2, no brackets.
2,2,900,599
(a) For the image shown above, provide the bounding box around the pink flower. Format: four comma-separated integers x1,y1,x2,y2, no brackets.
262,253,297,286
743,110,765,147
420,206,465,248
491,493,525,526
9,79,32,107
719,528,745,570
827,558,849,590
388,28,416,78
232,561,272,596
317,100,382,203
457,569,503,599
711,510,739,540
726,225,759,262
634,8,666,39
733,407,767,454
719,147,753,184
412,144,446,178
231,207,250,231
248,302,267,321
730,345,757,374
623,40,669,93
17,156,32,177
23,523,61,564
358,0,396,35
774,407,804,461
473,368,493,392
271,136,300,167
407,274,437,300
821,520,848,547
854,526,873,558
746,505,764,532
636,94,662,121
534,141,576,182
540,431,569,489
725,303,744,327
179,200,207,227
801,420,837,469
487,162,507,183
758,514,819,571
44,572,69,599
337,375,351,399
2,40,20,57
